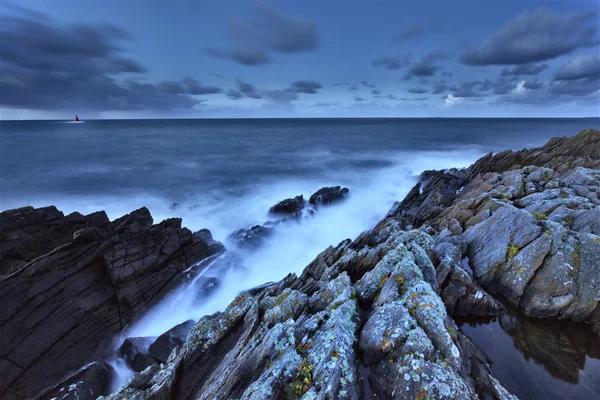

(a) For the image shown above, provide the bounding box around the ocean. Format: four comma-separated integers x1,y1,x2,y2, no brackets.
1,117,599,395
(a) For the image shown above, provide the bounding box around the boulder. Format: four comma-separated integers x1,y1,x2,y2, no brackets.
268,195,305,215
309,186,349,206
148,320,196,363
118,337,158,372
230,224,274,249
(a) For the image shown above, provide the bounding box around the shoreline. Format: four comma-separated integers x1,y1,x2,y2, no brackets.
1,129,599,399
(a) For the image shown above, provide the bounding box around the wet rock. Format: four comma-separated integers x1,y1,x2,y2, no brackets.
36,360,114,400
148,320,196,363
269,195,305,215
105,223,509,400
118,337,158,372
230,224,274,249
309,186,349,206
0,206,223,399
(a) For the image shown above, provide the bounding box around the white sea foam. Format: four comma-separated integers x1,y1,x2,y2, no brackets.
100,148,483,389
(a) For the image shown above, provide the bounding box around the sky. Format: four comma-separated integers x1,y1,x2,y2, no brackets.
0,0,599,119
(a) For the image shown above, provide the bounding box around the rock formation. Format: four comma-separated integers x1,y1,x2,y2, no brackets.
2,129,599,400
0,207,223,399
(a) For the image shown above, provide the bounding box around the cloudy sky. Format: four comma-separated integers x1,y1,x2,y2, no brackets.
1,0,599,119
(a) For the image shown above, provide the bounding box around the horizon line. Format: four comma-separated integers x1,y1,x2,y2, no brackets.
3,116,600,122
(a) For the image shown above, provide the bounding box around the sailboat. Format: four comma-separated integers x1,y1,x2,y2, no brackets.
75,115,80,122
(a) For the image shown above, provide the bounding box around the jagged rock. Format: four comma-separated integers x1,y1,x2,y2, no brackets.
72,226,102,245
148,319,196,363
309,186,349,206
35,360,114,400
118,337,158,372
0,206,224,399
0,206,112,275
104,221,512,400
269,195,305,215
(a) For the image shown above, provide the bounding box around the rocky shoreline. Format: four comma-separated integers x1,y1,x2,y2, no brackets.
1,129,599,399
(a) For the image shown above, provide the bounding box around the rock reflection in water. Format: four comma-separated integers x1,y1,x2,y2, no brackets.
459,311,600,400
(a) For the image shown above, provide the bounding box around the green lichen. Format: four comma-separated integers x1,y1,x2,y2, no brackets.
560,190,568,198
507,243,519,259
531,211,548,221
564,215,573,228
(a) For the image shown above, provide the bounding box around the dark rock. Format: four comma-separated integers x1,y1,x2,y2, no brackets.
72,226,102,245
309,186,349,206
0,206,224,399
230,224,274,249
269,195,305,215
36,359,114,400
118,337,158,372
148,320,196,363
247,281,276,296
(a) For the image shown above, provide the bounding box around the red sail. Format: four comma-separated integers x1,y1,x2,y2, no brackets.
75,115,79,121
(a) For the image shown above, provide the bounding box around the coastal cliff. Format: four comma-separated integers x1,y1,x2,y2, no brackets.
1,129,598,399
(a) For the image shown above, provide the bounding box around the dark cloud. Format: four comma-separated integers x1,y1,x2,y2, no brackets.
308,101,340,108
554,55,600,81
461,8,599,65
226,89,243,100
548,78,600,97
441,71,454,78
450,81,485,98
349,85,358,91
408,87,428,94
354,96,366,102
264,89,298,102
0,7,203,111
492,77,519,94
501,63,548,76
288,80,322,94
395,20,443,40
400,97,429,101
372,56,410,70
372,89,382,95
157,80,185,94
385,94,398,100
332,82,350,86
237,80,262,98
181,77,222,95
405,51,450,78
361,81,376,88
205,48,270,66
432,81,450,94
206,3,318,66
523,79,544,90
